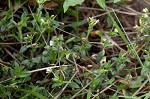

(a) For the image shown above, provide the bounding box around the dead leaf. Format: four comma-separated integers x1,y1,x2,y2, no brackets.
13,1,20,11
118,78,130,85
44,1,58,10
28,0,38,6
90,30,103,37
100,56,106,65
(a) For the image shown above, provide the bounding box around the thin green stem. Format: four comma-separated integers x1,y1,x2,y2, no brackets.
75,5,79,35
106,8,144,67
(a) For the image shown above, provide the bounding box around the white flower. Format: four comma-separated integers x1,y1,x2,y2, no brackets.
49,41,54,46
87,17,99,26
144,14,148,18
40,19,45,23
95,19,99,24
143,8,148,13
133,25,139,29
103,37,107,41
114,28,118,33
46,68,52,74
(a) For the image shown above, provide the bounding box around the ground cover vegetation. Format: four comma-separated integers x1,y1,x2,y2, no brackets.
0,0,150,98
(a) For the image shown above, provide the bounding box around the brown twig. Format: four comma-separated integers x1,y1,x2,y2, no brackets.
3,48,16,59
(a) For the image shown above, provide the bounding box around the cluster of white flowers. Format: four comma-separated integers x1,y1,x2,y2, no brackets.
134,8,149,33
143,8,149,18
143,8,149,13
87,17,99,27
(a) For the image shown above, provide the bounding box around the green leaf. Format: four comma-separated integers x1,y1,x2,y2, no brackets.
20,88,47,99
63,0,84,13
129,76,144,88
19,45,32,53
1,25,6,32
66,37,75,43
144,91,150,99
66,9,78,17
68,82,79,88
96,0,106,9
13,61,20,67
19,70,31,78
52,82,63,88
87,88,92,99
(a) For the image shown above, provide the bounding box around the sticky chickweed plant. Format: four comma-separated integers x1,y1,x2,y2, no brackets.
0,0,150,99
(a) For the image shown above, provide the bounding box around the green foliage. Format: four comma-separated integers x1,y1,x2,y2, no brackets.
0,0,150,98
